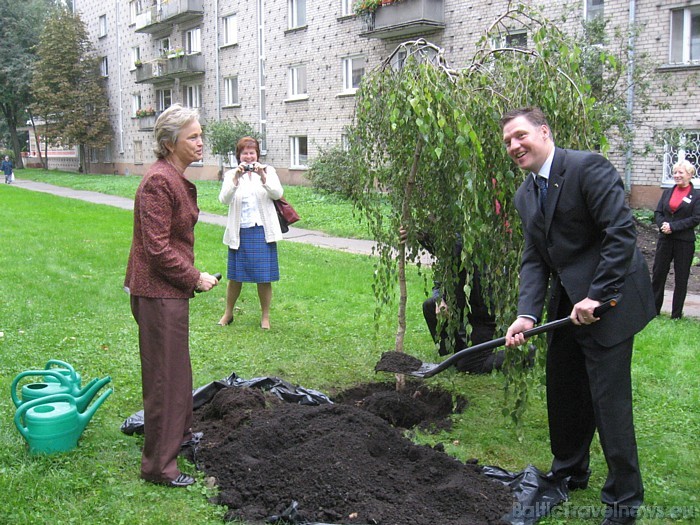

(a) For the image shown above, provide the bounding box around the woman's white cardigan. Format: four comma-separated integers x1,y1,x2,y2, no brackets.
219,165,284,249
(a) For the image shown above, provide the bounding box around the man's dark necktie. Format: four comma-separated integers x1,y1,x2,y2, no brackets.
536,176,548,213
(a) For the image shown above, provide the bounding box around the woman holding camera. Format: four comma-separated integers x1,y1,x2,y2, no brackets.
218,136,284,329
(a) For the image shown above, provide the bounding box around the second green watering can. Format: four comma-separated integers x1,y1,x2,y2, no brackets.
11,370,111,412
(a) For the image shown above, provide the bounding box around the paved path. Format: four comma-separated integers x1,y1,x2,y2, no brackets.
9,178,699,319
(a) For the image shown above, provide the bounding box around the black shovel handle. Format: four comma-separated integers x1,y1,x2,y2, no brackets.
421,296,619,378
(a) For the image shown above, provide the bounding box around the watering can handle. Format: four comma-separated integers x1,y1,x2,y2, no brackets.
14,393,77,440
11,369,71,408
45,359,78,380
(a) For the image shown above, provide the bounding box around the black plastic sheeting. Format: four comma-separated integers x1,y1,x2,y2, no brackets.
120,371,333,436
482,464,570,525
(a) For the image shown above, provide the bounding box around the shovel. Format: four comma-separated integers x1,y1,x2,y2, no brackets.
375,297,619,379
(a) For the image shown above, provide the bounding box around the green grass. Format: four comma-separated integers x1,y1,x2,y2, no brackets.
16,168,373,240
1,176,699,524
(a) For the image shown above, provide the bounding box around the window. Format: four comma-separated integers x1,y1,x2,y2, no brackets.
134,140,143,164
505,31,527,49
341,0,353,17
132,94,142,117
100,57,109,77
98,14,107,37
90,147,99,163
184,84,202,108
129,1,138,24
290,136,308,168
289,0,306,29
670,6,700,64
158,38,171,57
342,55,365,92
103,145,112,163
288,65,307,98
185,27,201,54
585,0,604,22
222,14,238,46
663,131,700,184
156,89,172,111
131,46,141,69
224,76,239,106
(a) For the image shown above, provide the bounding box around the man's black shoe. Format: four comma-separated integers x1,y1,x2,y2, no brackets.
541,469,590,490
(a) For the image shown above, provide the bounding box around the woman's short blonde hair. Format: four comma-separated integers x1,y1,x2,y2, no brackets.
673,159,697,178
153,104,200,159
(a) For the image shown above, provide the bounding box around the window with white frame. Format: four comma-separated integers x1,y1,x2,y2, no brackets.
341,0,353,17
288,65,307,98
342,55,365,92
670,6,700,64
224,76,239,106
185,27,201,54
134,140,143,164
156,89,172,111
289,0,306,29
585,0,604,22
184,84,202,108
158,37,171,57
100,57,109,77
222,14,238,46
132,94,142,117
290,136,308,168
131,46,141,69
129,1,138,24
663,130,700,184
98,14,107,37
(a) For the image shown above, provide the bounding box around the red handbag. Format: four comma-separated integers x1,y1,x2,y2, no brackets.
274,197,300,233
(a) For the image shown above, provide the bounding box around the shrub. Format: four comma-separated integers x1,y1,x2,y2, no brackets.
306,144,361,199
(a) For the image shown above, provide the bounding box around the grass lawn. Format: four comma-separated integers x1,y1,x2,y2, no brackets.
1,173,698,524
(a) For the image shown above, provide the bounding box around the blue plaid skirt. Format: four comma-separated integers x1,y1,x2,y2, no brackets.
227,226,279,283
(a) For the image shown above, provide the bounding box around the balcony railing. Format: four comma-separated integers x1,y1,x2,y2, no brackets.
360,0,445,39
134,54,205,84
135,0,204,34
137,114,157,131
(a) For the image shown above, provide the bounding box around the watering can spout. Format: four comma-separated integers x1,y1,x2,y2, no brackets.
78,387,113,433
74,376,112,413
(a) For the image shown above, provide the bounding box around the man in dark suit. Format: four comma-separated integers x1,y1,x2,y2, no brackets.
501,107,656,525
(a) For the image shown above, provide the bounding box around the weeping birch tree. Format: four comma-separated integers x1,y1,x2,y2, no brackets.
348,3,619,420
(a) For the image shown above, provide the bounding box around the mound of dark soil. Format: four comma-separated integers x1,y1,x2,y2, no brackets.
190,383,512,525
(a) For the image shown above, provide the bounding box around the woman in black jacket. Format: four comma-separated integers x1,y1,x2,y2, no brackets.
651,160,700,318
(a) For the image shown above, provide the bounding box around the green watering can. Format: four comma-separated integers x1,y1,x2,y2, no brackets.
14,389,113,455
43,359,82,389
11,370,111,413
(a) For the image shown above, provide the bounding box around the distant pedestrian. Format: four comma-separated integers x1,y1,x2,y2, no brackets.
2,155,13,184
651,160,700,319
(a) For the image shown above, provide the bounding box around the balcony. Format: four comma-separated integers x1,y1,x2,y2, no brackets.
135,0,204,34
360,0,445,40
137,114,157,131
134,54,205,84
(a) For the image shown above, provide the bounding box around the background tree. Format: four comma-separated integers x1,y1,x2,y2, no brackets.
206,118,261,176
347,3,632,418
0,0,57,168
31,7,112,173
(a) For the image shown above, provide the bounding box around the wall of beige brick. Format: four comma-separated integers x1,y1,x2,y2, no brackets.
72,0,699,208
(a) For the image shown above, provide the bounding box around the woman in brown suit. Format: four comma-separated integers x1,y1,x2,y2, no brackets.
124,104,219,487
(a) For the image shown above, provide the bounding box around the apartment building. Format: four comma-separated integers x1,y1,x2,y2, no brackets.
68,0,699,207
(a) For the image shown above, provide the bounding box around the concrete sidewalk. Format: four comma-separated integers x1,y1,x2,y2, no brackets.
9,178,699,319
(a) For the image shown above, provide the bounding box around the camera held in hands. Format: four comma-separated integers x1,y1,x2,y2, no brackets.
243,164,256,172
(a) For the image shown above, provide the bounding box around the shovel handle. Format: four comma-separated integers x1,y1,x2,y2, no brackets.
422,296,619,378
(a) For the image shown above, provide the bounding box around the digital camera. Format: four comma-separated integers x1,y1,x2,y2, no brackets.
243,164,256,172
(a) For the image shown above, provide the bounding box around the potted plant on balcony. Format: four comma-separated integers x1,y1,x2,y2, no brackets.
134,59,143,68
167,47,185,59
135,107,156,118
354,0,381,16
